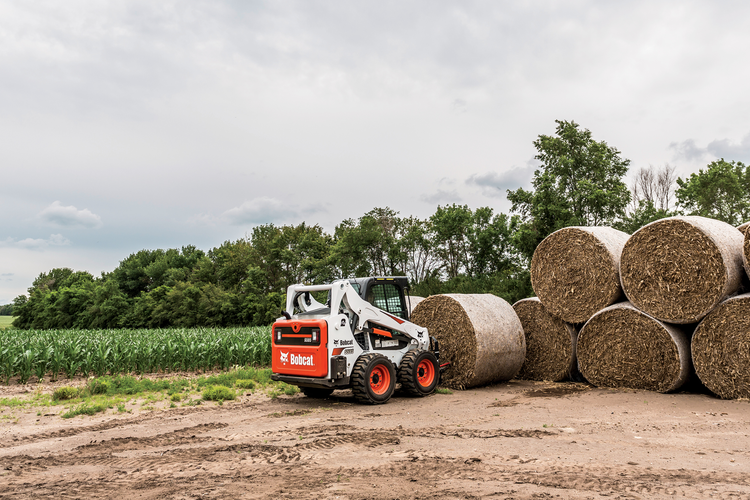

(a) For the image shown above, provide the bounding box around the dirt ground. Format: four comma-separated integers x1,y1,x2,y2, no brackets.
1,378,750,499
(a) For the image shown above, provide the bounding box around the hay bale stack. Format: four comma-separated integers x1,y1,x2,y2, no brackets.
692,293,750,399
620,216,744,324
577,302,691,393
512,297,578,382
530,226,629,324
407,295,425,316
410,294,525,389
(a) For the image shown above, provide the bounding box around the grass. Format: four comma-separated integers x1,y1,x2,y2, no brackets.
436,388,453,395
0,366,298,419
0,316,14,330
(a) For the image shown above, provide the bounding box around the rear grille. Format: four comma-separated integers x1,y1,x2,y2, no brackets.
274,326,321,346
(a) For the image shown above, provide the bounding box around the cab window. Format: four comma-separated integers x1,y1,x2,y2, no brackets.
367,283,406,319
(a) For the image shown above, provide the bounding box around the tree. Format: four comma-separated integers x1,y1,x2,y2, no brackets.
430,204,473,279
675,159,750,226
507,120,631,260
631,163,677,212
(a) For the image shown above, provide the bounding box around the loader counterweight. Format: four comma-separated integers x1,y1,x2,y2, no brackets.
271,319,329,378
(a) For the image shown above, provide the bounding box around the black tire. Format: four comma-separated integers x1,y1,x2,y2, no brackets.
301,387,334,399
398,350,439,397
351,353,396,404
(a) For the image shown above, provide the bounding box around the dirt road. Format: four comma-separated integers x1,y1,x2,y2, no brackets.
1,379,750,499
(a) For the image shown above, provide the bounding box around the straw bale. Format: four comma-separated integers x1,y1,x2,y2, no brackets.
577,302,691,393
512,297,578,382
738,221,750,234
692,293,750,399
530,226,629,324
620,216,744,324
410,294,525,389
407,296,425,316
744,226,750,280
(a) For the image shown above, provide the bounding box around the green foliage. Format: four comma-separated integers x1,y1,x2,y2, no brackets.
202,385,236,401
508,120,631,260
52,386,79,401
61,401,111,418
675,159,750,226
235,379,256,389
0,304,14,316
613,200,674,234
87,378,110,395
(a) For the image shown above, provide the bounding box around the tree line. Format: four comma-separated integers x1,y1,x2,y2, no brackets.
12,120,750,329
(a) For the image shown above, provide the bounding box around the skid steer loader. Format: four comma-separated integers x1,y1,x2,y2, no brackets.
270,277,442,404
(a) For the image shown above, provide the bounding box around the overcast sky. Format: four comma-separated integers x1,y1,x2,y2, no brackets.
2,1,750,304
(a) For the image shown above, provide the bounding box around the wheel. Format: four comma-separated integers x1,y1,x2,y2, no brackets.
398,350,439,397
301,387,334,399
351,353,396,404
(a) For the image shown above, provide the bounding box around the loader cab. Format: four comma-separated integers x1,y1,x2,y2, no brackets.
349,276,412,321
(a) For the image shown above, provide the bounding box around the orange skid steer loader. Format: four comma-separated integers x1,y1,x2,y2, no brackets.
271,277,444,404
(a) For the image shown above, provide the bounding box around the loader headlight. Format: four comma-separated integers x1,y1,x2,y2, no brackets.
311,329,319,343
275,329,282,342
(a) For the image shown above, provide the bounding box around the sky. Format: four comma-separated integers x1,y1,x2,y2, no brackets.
2,0,750,304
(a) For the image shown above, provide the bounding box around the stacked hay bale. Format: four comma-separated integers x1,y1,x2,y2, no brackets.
410,294,525,389
521,226,628,382
512,297,578,382
577,302,691,392
619,216,744,324
574,216,744,394
531,227,630,323
692,293,750,399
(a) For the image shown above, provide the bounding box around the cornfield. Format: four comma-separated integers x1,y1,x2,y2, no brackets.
0,327,271,384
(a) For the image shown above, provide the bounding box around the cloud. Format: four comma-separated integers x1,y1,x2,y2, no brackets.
220,197,323,225
466,164,536,198
3,234,71,250
670,134,750,163
420,189,462,205
38,201,102,228
669,139,708,162
706,135,750,161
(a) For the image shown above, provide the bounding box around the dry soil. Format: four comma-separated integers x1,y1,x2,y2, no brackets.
1,378,750,499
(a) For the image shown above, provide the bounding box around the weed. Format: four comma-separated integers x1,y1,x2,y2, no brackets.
61,401,111,418
436,388,453,395
235,379,256,390
52,386,79,401
202,385,236,402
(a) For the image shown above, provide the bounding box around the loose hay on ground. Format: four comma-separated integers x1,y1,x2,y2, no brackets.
577,302,691,393
512,297,578,382
692,293,750,399
620,216,744,324
530,226,629,324
410,294,525,389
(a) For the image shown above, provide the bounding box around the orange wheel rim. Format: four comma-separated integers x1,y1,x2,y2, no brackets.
417,359,435,388
370,365,390,395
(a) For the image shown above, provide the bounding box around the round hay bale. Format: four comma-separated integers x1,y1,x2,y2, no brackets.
744,226,750,281
738,221,750,234
530,226,629,324
577,302,692,393
692,293,750,399
410,294,525,389
512,297,578,382
407,295,425,316
620,216,744,324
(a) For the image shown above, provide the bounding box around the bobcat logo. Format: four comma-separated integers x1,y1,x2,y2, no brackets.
279,351,289,364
